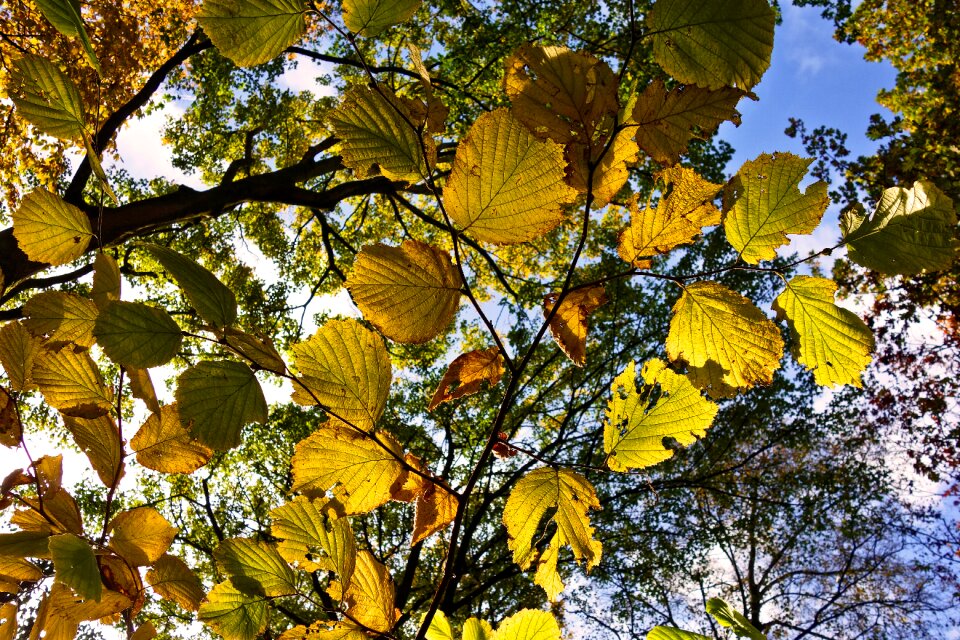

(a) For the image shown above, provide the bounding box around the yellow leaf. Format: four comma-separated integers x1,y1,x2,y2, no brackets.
91,253,121,310
30,584,130,640
278,622,367,640
198,580,268,640
464,618,494,640
271,496,356,582
492,609,561,640
127,367,161,415
130,403,213,474
0,388,22,447
130,622,157,640
291,424,405,514
108,507,177,566
12,189,93,267
348,241,462,344
12,491,83,535
443,109,577,245
543,285,608,366
197,0,307,67
630,80,747,166
222,328,287,374
723,153,829,264
23,291,98,348
617,166,722,269
0,603,17,640
604,359,718,471
428,347,505,411
412,481,458,546
145,554,205,611
342,0,420,36
343,550,398,633
35,454,63,496
61,414,124,487
291,319,392,431
0,531,51,557
215,538,297,597
565,128,639,207
666,281,784,397
425,610,453,640
329,86,435,183
772,276,874,387
32,346,112,418
98,554,145,616
0,322,41,392
502,467,601,600
0,556,42,582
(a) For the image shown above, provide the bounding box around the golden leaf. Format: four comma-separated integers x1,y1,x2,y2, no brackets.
107,507,178,566
130,403,213,474
428,347,504,411
543,285,608,366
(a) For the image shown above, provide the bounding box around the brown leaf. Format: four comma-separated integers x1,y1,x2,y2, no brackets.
412,482,458,546
543,286,608,366
428,347,505,411
0,388,21,447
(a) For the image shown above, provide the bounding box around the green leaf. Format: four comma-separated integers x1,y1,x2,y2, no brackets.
772,276,874,387
176,360,267,450
32,0,102,75
492,610,561,640
91,253,121,310
291,319,392,431
12,189,93,266
647,0,775,90
271,496,356,584
62,415,124,487
443,109,577,245
503,467,601,600
665,281,784,397
342,0,421,36
94,301,183,368
328,86,435,183
0,531,51,558
604,359,718,471
49,533,102,601
347,241,462,344
842,180,959,274
0,322,42,392
198,580,269,640
647,628,711,640
7,55,86,141
23,291,99,349
197,0,307,67
108,506,178,566
144,244,238,327
705,598,765,639
33,347,113,418
215,538,297,597
723,153,829,264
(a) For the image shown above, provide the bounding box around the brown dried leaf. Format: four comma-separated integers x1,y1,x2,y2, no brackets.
428,347,504,411
543,286,608,366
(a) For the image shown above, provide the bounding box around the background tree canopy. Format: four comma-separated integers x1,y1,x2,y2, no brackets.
0,0,958,639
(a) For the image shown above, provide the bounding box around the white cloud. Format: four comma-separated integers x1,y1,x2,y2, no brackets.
277,57,337,99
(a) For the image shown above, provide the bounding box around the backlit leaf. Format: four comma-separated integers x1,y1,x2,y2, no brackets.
566,128,639,207
197,0,307,67
31,583,130,640
131,403,212,473
127,367,161,415
32,347,112,417
464,618,494,640
503,467,601,600
291,424,404,514
328,86,435,183
7,55,86,141
343,0,421,36
348,240,462,344
428,347,504,411
443,109,577,244
617,166,723,268
291,319,391,430
216,538,297,597
0,556,42,582
13,491,83,535
842,180,959,274
271,496,356,582
91,254,121,310
32,0,102,74
666,281,784,397
492,609,561,640
198,580,269,640
0,388,22,447
130,622,157,640
0,322,41,392
723,153,829,264
12,189,93,266
62,415,123,487
0,603,17,640
222,329,286,374
343,550,398,633
146,554,205,611
426,611,453,640
647,0,775,90
631,80,748,166
647,628,711,640
772,276,874,387
278,622,367,640
144,244,238,327
543,285,608,366
0,531,50,558
108,507,177,566
705,598,765,640
176,360,267,450
412,481,458,545
49,533,101,601
23,292,98,348
94,301,182,368
604,359,717,471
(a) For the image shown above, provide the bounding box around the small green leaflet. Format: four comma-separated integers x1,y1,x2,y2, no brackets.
343,0,422,36
198,580,269,640
94,301,183,368
705,597,766,639
773,276,874,387
32,0,103,75
647,0,775,90
13,189,93,267
215,538,297,597
197,0,308,67
842,180,958,275
605,359,718,471
49,533,102,602
144,244,238,327
176,360,268,450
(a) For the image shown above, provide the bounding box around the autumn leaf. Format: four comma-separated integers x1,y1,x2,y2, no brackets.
108,506,178,566
604,359,718,471
773,276,874,387
271,496,356,582
493,609,561,640
215,538,297,597
146,554,206,612
32,0,102,74
0,322,41,392
61,415,124,487
7,55,86,142
347,240,462,344
198,580,269,640
197,0,307,67
23,291,98,348
94,301,183,368
32,346,112,418
543,285,607,366
176,360,268,450
31,584,130,640
91,253,121,310
127,367,162,415
429,347,505,410
343,0,421,36
222,329,286,374
647,628,711,640
12,189,93,267
130,403,213,474
0,388,21,448
565,128,639,207
343,551,398,633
